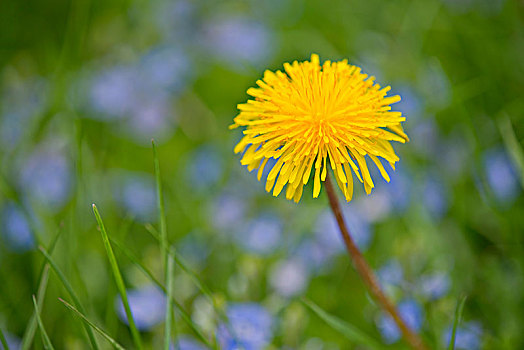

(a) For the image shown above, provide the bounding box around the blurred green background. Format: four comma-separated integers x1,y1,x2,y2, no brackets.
0,0,523,349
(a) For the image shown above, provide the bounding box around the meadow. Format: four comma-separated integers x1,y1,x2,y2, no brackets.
0,0,523,349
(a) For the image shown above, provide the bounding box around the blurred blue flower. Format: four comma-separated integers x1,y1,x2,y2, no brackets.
417,272,450,300
376,259,404,288
484,148,520,204
217,303,273,350
386,165,412,214
443,322,482,350
155,0,197,42
377,299,424,344
114,173,157,222
126,95,175,144
422,176,449,219
139,47,192,93
235,214,282,255
89,66,137,119
210,192,247,232
354,186,392,222
393,84,424,121
115,285,166,331
410,117,439,158
202,16,274,68
187,146,224,192
171,336,207,350
295,238,332,274
1,203,34,252
20,148,72,210
314,207,372,255
269,258,309,297
0,78,47,150
177,232,210,267
0,331,21,350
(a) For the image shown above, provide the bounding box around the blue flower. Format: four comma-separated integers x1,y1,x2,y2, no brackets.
377,299,424,344
386,165,412,214
393,84,424,120
0,78,47,150
443,322,482,350
314,207,372,255
417,272,450,300
114,172,157,222
115,285,166,331
0,331,21,350
376,259,404,289
1,204,35,252
422,176,449,219
139,47,192,93
202,16,275,69
294,238,332,274
187,146,224,192
89,66,137,119
217,303,274,350
269,258,309,297
126,95,175,144
171,336,207,350
234,213,283,255
484,148,520,204
210,192,248,232
20,148,72,210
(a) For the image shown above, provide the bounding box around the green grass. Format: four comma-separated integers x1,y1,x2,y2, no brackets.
92,204,143,350
448,296,467,350
38,246,99,349
108,236,214,347
302,298,387,349
0,327,9,350
59,298,126,350
152,140,174,349
31,295,55,350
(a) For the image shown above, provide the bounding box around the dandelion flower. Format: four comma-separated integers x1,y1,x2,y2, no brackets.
231,54,408,202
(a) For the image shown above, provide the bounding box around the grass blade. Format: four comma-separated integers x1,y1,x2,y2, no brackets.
144,225,215,302
448,296,467,350
59,298,125,350
92,204,143,350
109,237,214,347
302,298,387,349
38,247,99,350
0,327,9,350
31,295,55,350
498,115,524,188
145,224,228,349
21,226,63,350
152,140,174,349
164,249,175,350
152,140,168,265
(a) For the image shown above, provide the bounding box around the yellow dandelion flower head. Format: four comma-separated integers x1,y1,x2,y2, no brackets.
230,54,409,203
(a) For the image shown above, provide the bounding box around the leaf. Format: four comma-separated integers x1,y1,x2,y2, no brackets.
164,248,175,350
38,247,99,350
152,139,176,349
59,298,126,350
448,296,467,350
302,298,387,349
0,327,10,350
32,295,55,350
21,228,63,350
498,115,524,188
92,204,143,350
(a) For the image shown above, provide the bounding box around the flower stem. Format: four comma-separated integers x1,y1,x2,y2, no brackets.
324,174,427,350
